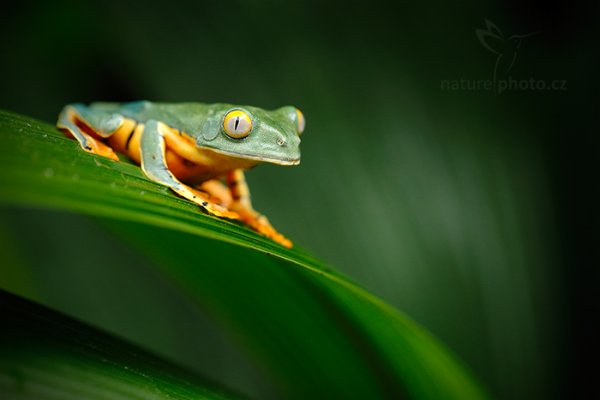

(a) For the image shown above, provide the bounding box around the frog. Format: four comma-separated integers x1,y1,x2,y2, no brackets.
57,101,305,248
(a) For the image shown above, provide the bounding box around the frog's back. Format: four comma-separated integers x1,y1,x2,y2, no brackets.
89,101,211,135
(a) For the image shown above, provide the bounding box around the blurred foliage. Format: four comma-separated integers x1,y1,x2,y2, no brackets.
1,0,595,399
0,290,242,400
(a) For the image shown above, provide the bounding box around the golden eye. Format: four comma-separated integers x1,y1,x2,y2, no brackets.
223,110,252,138
295,109,305,135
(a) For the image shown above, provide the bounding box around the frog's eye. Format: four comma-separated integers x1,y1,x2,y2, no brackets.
295,109,305,135
223,110,252,139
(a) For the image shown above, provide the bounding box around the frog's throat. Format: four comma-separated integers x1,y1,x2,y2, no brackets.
200,147,300,166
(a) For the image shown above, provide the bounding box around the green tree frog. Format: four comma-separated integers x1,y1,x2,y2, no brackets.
57,101,305,248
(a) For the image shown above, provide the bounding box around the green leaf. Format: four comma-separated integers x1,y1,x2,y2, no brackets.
0,109,490,399
0,289,242,400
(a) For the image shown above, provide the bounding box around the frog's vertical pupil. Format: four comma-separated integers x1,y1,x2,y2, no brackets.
223,110,252,138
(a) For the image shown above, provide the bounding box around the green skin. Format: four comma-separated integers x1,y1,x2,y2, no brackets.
57,101,303,247
76,101,301,165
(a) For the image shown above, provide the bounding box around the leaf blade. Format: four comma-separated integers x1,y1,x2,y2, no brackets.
0,289,244,400
0,109,489,399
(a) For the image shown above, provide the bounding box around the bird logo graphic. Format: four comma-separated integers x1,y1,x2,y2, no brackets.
476,19,540,88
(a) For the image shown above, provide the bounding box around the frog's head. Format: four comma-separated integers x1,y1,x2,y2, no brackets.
198,104,304,166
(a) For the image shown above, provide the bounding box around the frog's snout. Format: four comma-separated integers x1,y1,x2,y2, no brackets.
271,131,301,165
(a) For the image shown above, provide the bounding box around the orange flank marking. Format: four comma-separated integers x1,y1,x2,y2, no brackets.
162,127,216,166
164,149,205,182
105,118,136,150
107,120,143,164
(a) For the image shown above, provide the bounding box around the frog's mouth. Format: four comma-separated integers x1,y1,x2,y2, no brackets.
201,147,300,166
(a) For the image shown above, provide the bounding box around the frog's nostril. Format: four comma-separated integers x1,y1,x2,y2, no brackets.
276,137,286,146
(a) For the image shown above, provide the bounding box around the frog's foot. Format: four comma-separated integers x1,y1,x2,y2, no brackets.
233,208,292,248
187,186,240,220
58,105,122,161
195,180,233,209
225,169,293,247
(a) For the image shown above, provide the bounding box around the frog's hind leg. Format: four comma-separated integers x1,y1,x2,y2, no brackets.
227,169,293,248
57,104,124,161
139,120,239,220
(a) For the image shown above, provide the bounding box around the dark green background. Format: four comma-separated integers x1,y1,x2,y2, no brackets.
1,0,596,399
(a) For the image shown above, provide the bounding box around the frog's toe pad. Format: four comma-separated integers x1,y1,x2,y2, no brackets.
61,127,120,161
241,214,293,248
205,207,240,220
86,142,120,161
197,200,240,220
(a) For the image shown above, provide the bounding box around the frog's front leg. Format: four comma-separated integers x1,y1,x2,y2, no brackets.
139,120,239,220
227,169,293,248
57,104,126,161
